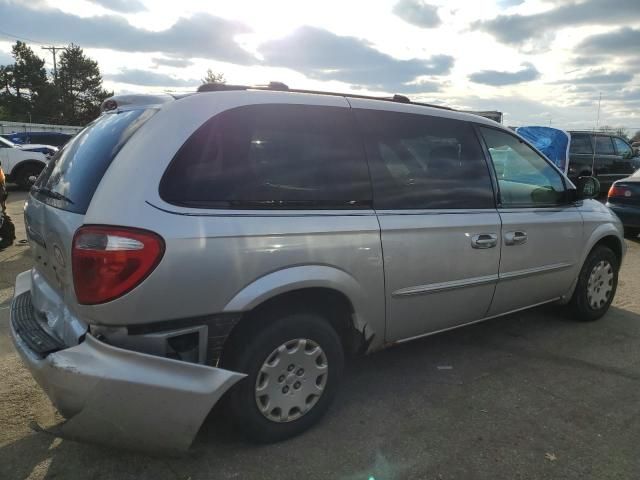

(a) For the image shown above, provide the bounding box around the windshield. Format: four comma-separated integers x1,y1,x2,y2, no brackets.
34,108,156,214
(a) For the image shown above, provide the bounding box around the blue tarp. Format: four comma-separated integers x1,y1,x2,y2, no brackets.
516,126,570,173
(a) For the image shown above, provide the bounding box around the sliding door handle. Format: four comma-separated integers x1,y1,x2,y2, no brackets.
471,233,498,249
505,231,527,246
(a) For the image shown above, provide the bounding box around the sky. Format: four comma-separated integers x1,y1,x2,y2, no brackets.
0,0,639,130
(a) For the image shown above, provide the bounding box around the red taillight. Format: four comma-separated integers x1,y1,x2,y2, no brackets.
608,185,631,198
72,226,165,305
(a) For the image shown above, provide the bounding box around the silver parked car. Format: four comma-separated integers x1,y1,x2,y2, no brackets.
10,84,625,452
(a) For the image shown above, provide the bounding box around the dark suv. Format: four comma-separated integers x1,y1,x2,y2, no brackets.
567,132,638,193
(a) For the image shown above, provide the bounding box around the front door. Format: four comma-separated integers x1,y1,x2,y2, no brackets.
351,103,501,342
478,126,583,316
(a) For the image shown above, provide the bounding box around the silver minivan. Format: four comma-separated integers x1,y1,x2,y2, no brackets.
10,84,625,451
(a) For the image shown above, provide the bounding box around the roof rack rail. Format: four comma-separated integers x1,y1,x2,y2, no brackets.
196,81,452,111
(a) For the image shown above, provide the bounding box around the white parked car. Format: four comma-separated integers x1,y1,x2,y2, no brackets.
0,136,50,189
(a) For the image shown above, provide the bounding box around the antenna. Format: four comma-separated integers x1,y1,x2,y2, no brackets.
591,92,602,176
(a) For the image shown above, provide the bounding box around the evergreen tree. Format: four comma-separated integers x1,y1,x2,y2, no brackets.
57,44,112,125
0,42,53,122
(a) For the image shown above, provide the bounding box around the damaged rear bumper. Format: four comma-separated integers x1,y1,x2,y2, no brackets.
9,273,245,452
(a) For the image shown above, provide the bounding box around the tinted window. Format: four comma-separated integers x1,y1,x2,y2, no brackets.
161,104,371,209
595,136,615,155
354,109,494,209
35,108,156,214
570,134,592,154
480,127,565,207
613,137,633,158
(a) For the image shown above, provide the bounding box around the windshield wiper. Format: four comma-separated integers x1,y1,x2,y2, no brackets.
32,186,74,204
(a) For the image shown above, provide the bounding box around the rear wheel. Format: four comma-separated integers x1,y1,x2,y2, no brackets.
225,312,344,443
569,245,619,321
15,163,43,190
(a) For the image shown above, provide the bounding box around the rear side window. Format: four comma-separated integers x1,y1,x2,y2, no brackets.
354,109,494,209
595,136,615,155
160,104,371,208
570,134,593,154
35,108,156,214
613,137,633,158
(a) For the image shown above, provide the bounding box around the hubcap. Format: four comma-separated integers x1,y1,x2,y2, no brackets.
586,260,614,310
255,338,328,423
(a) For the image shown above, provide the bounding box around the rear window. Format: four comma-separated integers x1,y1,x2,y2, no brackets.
160,104,372,209
34,108,156,214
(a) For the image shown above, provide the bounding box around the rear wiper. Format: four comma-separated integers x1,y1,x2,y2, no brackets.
32,186,74,204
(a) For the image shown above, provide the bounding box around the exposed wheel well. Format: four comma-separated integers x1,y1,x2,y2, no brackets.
592,235,623,266
219,288,360,368
10,160,45,179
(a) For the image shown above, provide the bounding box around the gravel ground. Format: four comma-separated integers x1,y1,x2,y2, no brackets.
1,188,639,480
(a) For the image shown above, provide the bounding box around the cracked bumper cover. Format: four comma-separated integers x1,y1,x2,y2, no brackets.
9,273,246,452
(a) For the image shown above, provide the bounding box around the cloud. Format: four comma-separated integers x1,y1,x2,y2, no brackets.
259,26,453,92
104,68,198,87
151,57,193,68
393,0,441,28
473,0,640,45
87,0,146,13
0,49,13,66
497,0,525,6
469,63,539,86
0,2,255,64
571,56,605,67
578,27,640,57
569,69,634,85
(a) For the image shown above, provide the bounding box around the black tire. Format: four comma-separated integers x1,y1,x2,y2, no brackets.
225,312,344,443
624,227,640,239
569,245,619,321
15,163,43,190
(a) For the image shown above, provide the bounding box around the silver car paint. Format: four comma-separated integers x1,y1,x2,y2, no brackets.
11,90,626,452
378,209,501,342
488,206,584,315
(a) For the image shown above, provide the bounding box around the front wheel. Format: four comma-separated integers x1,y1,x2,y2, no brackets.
225,312,344,443
569,245,619,321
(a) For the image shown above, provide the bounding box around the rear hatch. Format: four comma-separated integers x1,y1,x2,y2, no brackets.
25,108,156,344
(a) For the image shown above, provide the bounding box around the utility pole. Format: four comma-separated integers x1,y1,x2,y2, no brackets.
41,45,66,84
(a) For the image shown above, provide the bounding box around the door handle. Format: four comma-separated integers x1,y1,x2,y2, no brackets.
471,233,498,249
504,231,527,246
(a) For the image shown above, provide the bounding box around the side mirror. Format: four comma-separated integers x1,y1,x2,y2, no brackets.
576,176,600,200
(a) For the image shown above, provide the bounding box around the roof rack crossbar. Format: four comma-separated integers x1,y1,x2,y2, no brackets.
196,82,452,111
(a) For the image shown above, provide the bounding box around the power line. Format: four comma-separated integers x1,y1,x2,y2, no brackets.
0,29,44,45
